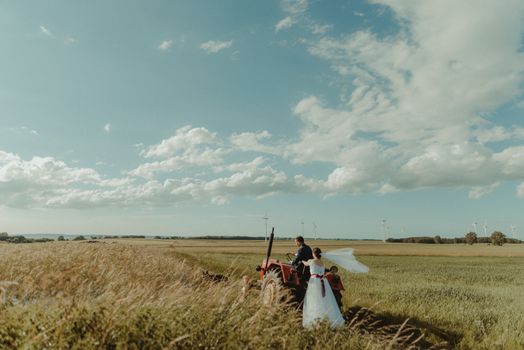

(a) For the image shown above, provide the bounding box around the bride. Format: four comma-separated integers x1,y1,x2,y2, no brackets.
301,247,369,328
301,247,345,328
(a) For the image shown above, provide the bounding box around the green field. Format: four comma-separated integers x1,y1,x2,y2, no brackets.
173,240,524,349
1,240,523,349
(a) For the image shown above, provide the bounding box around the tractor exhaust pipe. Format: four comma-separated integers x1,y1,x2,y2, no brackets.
263,227,275,276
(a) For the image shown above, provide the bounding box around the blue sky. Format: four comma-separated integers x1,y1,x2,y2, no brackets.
1,0,524,239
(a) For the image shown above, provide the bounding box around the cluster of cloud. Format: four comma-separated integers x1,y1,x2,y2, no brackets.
200,40,233,54
275,0,332,35
0,151,103,207
0,126,302,208
271,0,524,199
129,126,226,178
158,39,173,51
272,0,524,199
275,0,308,32
6,1,524,209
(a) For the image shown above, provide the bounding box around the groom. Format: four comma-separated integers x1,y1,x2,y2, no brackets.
291,236,313,287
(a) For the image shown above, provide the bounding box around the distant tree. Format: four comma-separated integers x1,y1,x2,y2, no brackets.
10,236,28,243
490,231,506,246
478,236,491,244
57,235,65,241
0,232,8,237
73,235,86,241
465,232,478,245
434,235,442,244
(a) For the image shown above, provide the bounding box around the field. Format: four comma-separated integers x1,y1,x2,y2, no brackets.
1,239,523,349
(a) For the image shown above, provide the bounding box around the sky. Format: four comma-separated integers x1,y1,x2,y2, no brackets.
1,0,524,239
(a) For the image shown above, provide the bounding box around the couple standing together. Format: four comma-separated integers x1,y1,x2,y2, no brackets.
291,236,345,328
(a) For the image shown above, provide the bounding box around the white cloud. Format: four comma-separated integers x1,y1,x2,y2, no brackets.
64,37,77,44
1,124,306,208
378,183,400,195
275,17,295,32
276,0,309,32
474,126,524,144
0,149,301,209
0,152,106,187
130,148,226,178
4,0,524,208
281,0,308,15
141,126,217,159
274,0,524,197
42,158,298,208
285,96,362,164
217,156,266,173
203,157,296,203
200,40,233,54
158,39,173,51
230,131,282,155
396,142,496,188
469,183,500,199
39,25,53,37
518,182,524,198
492,146,524,177
104,123,112,133
310,23,333,35
0,151,104,207
326,143,391,191
130,126,226,178
353,11,364,17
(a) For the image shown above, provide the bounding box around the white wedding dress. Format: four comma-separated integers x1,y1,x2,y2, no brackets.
302,260,345,328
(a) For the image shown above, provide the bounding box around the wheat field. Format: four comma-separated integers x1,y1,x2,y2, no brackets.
1,239,523,349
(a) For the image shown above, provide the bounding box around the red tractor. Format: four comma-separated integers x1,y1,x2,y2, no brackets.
255,228,306,306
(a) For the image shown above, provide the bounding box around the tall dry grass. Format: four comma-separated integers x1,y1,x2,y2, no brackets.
0,242,428,349
175,249,524,350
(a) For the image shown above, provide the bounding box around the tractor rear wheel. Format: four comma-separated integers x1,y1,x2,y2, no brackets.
261,270,288,306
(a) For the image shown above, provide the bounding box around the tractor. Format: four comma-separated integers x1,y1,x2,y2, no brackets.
255,228,306,306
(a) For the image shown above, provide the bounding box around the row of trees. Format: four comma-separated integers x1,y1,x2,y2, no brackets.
464,231,509,246
1,233,154,243
0,232,54,244
386,231,519,246
1,233,87,244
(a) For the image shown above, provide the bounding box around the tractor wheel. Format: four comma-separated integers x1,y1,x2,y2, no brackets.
261,270,288,306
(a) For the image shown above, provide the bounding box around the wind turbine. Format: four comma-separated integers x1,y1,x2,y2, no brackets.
262,213,269,242
301,220,305,236
510,225,517,240
483,222,488,236
472,222,478,235
313,223,318,240
381,219,387,243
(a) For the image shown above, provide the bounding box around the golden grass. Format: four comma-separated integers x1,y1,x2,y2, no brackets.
0,241,433,350
164,238,524,257
165,239,524,349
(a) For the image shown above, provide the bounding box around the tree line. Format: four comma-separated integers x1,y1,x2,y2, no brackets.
386,231,521,246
